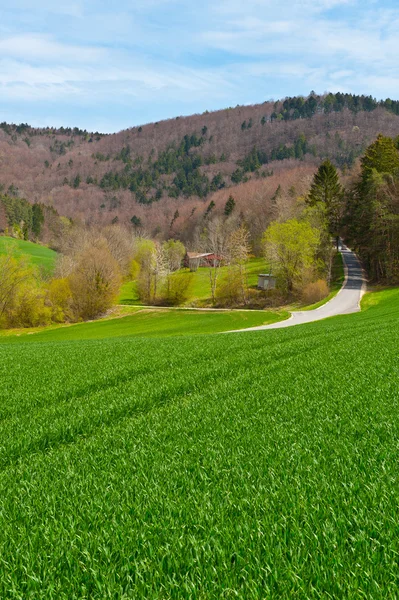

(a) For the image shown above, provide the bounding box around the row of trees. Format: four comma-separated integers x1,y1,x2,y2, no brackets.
274,93,399,122
0,195,45,239
268,133,399,288
345,135,399,282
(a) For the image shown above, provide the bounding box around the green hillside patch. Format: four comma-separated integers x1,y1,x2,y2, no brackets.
0,288,398,597
0,307,287,343
0,236,57,273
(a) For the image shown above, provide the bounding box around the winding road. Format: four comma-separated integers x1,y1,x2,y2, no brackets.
229,246,366,332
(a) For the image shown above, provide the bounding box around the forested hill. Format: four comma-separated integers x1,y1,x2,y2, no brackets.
2,92,399,241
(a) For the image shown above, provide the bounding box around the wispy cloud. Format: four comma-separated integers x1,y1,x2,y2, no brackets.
0,0,398,131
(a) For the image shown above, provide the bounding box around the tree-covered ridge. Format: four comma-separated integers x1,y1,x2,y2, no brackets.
99,133,226,201
0,122,104,140
95,127,366,204
1,90,399,237
270,93,399,122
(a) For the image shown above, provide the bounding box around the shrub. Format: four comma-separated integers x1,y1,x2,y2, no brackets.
302,279,329,304
9,282,52,328
47,278,73,322
161,272,193,306
68,245,122,320
215,267,246,307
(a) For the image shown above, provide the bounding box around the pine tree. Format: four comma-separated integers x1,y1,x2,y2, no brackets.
224,195,235,216
346,135,399,281
308,160,343,206
31,204,44,239
361,134,399,184
204,201,215,219
308,160,344,245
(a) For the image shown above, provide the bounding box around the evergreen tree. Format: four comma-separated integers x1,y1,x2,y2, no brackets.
308,160,343,206
271,185,282,205
131,215,142,228
345,135,399,281
31,204,44,238
204,201,215,218
224,195,236,216
360,134,399,184
308,160,344,245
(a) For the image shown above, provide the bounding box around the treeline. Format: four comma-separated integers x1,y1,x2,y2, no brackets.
302,133,399,284
271,93,399,122
90,130,352,204
0,122,104,140
345,135,399,282
0,190,70,246
91,122,369,206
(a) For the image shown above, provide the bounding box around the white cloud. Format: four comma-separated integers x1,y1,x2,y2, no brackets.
0,34,104,63
0,0,398,130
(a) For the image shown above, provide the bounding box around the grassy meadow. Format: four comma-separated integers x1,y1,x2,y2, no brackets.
0,288,398,597
0,306,288,343
0,236,57,273
119,257,266,306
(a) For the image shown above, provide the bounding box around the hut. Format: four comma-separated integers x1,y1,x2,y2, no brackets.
257,274,276,290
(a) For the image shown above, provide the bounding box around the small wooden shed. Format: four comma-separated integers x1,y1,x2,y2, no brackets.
257,274,276,290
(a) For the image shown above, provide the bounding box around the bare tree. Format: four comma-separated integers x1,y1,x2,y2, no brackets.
68,243,122,319
202,217,233,304
227,225,251,304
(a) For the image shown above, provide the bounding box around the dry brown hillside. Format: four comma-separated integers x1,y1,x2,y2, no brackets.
1,93,399,243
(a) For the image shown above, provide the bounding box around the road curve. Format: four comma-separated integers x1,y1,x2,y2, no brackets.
228,246,366,332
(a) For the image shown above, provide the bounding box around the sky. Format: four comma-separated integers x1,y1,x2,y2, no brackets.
0,0,399,133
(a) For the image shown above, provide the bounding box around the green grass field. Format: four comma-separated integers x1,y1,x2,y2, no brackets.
0,307,288,343
119,257,266,306
0,236,57,273
0,288,398,597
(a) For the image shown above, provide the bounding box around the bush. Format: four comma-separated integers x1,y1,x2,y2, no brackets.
302,279,329,304
68,245,122,320
161,272,193,306
47,278,73,322
9,282,52,328
215,268,246,307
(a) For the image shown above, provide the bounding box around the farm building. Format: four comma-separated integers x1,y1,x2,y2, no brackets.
257,274,276,290
185,252,222,271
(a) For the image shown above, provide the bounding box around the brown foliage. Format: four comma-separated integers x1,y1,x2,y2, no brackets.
1,102,399,245
302,279,329,304
68,245,122,320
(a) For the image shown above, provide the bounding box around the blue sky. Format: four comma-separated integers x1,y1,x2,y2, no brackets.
1,0,399,132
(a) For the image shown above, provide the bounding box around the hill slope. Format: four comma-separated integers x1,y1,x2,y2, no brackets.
0,288,398,596
0,236,57,273
1,93,399,241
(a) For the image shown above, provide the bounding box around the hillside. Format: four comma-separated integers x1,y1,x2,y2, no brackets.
0,236,57,273
2,93,399,243
0,288,398,597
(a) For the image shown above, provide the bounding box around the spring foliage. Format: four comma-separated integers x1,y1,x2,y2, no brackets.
263,219,321,293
